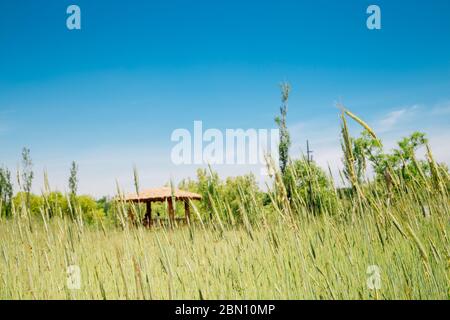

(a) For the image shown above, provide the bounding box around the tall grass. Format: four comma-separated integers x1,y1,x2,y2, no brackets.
0,110,448,300
0,204,447,299
0,164,448,299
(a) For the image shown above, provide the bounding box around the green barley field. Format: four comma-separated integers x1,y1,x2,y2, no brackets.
0,201,448,299
1,110,449,300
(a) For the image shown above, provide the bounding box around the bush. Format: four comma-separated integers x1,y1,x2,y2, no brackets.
12,192,105,223
44,191,68,218
75,195,106,224
178,169,264,223
13,192,44,216
284,159,337,214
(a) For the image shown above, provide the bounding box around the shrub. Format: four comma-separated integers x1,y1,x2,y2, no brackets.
13,192,44,216
76,195,105,223
284,159,337,214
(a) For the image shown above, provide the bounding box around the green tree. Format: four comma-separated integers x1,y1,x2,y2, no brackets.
352,130,382,182
68,161,78,219
43,191,68,218
68,161,78,196
222,173,262,222
0,167,13,217
179,169,263,223
13,192,43,216
20,147,34,210
351,130,433,187
96,196,112,216
76,195,105,224
285,159,336,213
195,168,222,219
396,132,427,161
275,82,291,175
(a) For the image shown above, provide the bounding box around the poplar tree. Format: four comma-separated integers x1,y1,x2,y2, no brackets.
275,82,291,175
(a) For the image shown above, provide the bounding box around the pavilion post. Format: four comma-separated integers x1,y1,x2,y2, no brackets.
184,199,190,223
144,201,152,227
168,198,175,224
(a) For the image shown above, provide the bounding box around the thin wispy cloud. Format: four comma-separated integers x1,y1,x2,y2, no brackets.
377,105,419,133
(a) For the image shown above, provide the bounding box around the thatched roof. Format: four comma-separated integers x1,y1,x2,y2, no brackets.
122,187,201,202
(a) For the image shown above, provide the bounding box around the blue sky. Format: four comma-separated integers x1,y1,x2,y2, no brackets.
1,0,450,196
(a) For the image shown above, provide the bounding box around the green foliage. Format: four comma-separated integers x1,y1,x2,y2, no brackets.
12,192,105,223
68,161,78,196
178,168,263,223
397,132,428,160
275,82,291,175
13,192,44,216
284,159,337,214
20,147,34,209
43,191,68,218
179,168,221,219
75,195,105,223
0,167,13,217
223,174,263,221
96,196,112,215
351,130,380,182
350,130,435,185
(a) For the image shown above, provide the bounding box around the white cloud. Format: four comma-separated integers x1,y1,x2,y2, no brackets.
379,109,407,127
376,105,419,133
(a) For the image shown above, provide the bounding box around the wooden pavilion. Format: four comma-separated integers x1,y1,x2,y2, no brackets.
122,187,201,226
